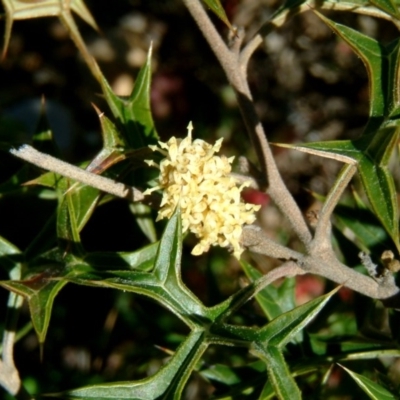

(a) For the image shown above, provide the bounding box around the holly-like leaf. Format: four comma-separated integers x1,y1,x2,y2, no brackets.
58,329,207,399
83,241,159,272
100,46,158,148
339,364,397,400
253,346,301,400
256,287,338,347
0,263,71,344
316,13,388,129
275,130,400,250
1,0,98,58
275,16,400,249
250,288,339,399
68,208,207,328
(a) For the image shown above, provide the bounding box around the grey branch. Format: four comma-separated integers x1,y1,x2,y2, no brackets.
10,145,146,203
242,225,400,301
182,0,312,247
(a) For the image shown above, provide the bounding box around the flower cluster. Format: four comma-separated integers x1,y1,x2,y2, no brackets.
144,123,260,259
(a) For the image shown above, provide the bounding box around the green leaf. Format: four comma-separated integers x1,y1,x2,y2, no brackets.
334,202,389,253
0,264,70,344
129,203,157,243
202,0,233,30
60,329,207,399
274,130,400,251
339,364,397,400
368,0,400,18
0,235,22,275
257,287,339,348
100,46,158,148
200,364,241,386
252,346,301,400
56,188,85,256
1,0,97,58
241,260,296,320
83,241,159,272
200,361,267,398
288,16,400,249
315,12,387,129
248,289,339,399
68,208,207,328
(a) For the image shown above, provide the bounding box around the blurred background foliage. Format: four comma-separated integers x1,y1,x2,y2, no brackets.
0,0,399,398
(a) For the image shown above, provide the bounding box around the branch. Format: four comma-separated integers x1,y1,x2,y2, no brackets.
241,225,400,302
182,0,312,246
311,164,356,251
9,145,159,207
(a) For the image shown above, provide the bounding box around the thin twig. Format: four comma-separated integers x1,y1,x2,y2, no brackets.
182,0,312,246
312,164,356,251
241,225,400,302
239,34,263,72
241,225,302,261
10,145,146,203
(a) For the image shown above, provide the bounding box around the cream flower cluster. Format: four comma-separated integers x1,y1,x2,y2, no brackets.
144,123,260,259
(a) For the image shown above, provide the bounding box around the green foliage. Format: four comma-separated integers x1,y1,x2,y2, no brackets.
0,0,400,399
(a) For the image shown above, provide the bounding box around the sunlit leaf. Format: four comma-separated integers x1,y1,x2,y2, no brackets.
1,0,98,58
315,12,388,130
100,46,158,148
248,289,339,399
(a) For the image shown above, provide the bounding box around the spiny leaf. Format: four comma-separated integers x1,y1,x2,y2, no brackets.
274,131,400,251
1,0,98,58
315,12,388,128
251,346,301,400
100,46,158,148
202,0,233,30
68,208,207,327
83,241,159,272
59,329,207,399
339,364,397,399
249,289,339,399
0,265,70,344
256,287,339,348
